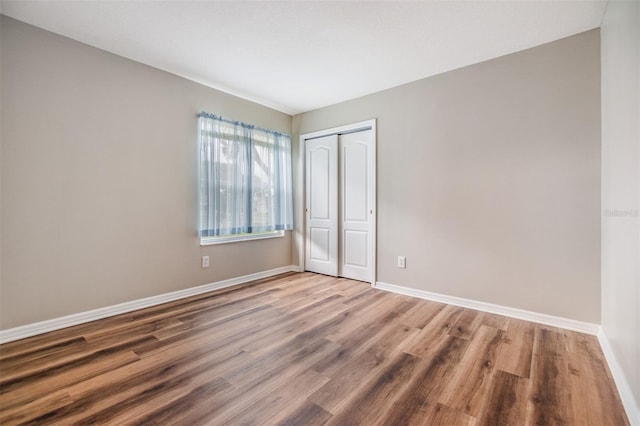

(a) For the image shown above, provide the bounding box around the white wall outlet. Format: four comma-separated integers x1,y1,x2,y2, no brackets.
397,256,406,269
201,256,210,268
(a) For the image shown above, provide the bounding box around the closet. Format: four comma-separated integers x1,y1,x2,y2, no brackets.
303,121,376,283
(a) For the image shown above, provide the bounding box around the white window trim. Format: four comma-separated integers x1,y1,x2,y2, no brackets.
200,230,285,246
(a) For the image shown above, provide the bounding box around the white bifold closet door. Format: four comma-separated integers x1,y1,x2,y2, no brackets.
339,130,373,282
305,129,373,282
305,134,339,276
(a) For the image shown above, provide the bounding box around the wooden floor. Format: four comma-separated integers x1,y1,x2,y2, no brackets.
0,272,628,425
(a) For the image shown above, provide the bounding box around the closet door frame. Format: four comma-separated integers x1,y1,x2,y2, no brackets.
299,119,377,287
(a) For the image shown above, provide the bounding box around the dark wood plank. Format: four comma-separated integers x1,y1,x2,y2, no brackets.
377,335,470,425
425,403,476,425
326,352,423,424
129,377,232,425
567,351,630,426
311,305,413,376
215,368,329,425
565,329,628,425
438,325,505,417
448,309,482,339
0,349,141,412
404,304,465,359
274,401,332,426
9,349,249,424
476,369,529,425
529,328,575,425
0,390,74,425
183,342,338,425
309,343,396,414
494,318,535,378
398,298,445,329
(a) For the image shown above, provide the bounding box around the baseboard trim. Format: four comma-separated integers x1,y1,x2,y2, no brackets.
374,281,600,335
0,265,299,344
598,330,640,425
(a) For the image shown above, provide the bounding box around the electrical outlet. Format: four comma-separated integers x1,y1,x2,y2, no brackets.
201,256,210,268
397,256,406,269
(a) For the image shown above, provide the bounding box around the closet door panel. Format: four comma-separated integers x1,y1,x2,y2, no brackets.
340,130,373,282
305,135,339,276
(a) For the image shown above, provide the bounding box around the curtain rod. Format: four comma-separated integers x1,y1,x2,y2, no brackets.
198,112,290,138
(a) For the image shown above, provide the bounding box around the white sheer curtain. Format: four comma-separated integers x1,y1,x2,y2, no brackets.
198,113,292,239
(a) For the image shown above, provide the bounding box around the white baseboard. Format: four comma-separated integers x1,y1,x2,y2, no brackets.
598,330,640,425
0,265,299,344
374,281,600,335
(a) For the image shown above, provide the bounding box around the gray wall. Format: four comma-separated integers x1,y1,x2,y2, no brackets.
0,16,292,329
601,0,640,412
293,30,601,323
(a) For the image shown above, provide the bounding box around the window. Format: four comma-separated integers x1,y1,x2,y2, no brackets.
198,112,293,245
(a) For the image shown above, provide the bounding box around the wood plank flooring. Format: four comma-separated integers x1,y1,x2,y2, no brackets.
0,272,629,425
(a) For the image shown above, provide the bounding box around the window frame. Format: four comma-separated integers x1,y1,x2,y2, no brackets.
197,113,292,245
200,230,284,246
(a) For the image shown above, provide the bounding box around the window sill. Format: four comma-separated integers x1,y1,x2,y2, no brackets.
200,231,284,246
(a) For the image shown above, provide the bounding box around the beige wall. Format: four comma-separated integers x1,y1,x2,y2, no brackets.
1,16,604,331
0,16,292,329
294,30,601,323
601,0,640,412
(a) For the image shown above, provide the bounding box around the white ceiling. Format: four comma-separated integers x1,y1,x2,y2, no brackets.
1,0,607,115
